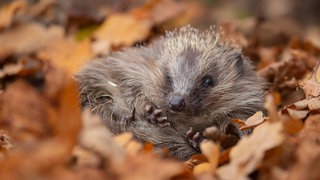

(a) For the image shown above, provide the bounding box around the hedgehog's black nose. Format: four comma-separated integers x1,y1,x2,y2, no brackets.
169,96,185,112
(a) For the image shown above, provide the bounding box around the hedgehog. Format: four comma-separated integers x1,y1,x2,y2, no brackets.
75,26,265,160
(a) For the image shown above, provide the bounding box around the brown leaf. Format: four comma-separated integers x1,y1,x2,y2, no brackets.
0,45,13,62
72,146,102,168
258,49,315,94
286,108,309,120
232,111,266,130
93,13,152,47
280,115,304,135
299,114,320,143
0,62,23,79
113,132,143,157
115,154,187,180
0,80,52,142
284,115,320,180
0,130,12,157
304,27,320,50
184,154,207,170
265,92,281,122
37,38,93,74
307,97,320,110
45,69,82,141
0,65,82,179
0,56,45,83
281,97,320,120
193,141,219,175
79,109,124,164
292,99,309,109
26,0,55,17
150,0,184,25
217,122,284,179
299,62,320,98
286,141,320,180
79,110,188,180
193,163,212,176
0,22,64,54
289,36,320,56
0,0,26,30
256,47,281,70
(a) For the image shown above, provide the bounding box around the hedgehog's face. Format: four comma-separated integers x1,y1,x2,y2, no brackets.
164,46,245,116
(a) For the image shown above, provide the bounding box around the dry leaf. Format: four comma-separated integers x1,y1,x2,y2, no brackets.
265,92,281,122
285,115,320,180
27,0,55,17
91,39,111,56
150,0,184,25
72,146,102,168
184,154,207,170
282,97,320,120
93,13,151,47
0,65,82,179
0,45,13,62
287,141,320,180
45,69,82,141
0,130,12,158
259,49,314,91
280,115,304,135
200,141,219,164
256,47,280,69
193,163,212,176
286,109,309,119
0,22,64,54
125,140,143,156
0,80,52,142
79,109,124,164
193,141,219,175
0,62,23,78
37,38,93,74
299,62,320,98
115,154,187,180
217,122,284,179
299,114,320,143
307,97,320,110
113,133,134,147
0,0,26,29
293,99,309,109
232,111,266,130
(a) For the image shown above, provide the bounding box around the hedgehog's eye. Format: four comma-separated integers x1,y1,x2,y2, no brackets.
202,76,214,88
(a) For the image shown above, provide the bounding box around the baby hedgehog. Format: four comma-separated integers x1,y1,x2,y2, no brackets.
76,26,265,160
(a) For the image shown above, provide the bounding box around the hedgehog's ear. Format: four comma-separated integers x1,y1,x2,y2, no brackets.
233,52,244,76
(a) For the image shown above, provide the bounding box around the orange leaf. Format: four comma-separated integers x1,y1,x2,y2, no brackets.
0,23,64,54
232,111,266,130
217,122,284,179
193,141,219,175
0,0,26,29
299,62,320,98
93,14,151,47
37,38,93,74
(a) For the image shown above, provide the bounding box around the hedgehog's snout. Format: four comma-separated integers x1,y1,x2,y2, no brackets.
168,95,185,112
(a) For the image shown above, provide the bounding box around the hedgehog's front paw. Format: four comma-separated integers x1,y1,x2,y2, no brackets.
145,104,169,127
186,127,205,151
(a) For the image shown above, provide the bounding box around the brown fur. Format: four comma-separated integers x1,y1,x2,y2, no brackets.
75,26,265,160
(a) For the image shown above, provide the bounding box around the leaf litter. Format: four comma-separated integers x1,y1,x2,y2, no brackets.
0,0,320,179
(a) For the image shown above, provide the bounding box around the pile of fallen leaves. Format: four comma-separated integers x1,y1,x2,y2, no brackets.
0,0,320,179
